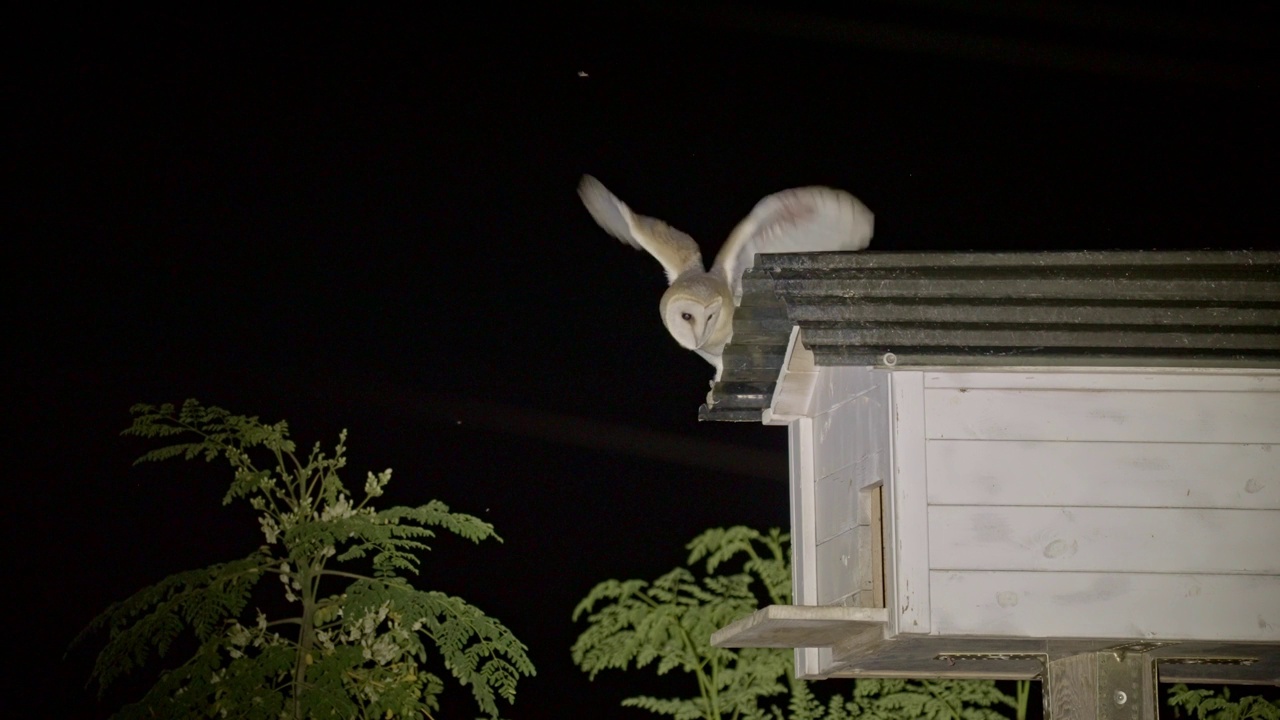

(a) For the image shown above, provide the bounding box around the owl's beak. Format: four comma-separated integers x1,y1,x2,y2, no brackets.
698,323,716,347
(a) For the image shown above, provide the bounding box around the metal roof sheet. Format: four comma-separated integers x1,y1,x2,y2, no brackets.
699,250,1280,421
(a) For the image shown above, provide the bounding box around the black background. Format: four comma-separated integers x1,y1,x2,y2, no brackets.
8,3,1277,717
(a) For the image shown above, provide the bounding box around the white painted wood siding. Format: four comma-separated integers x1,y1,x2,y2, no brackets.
921,369,1280,642
927,441,1278,509
888,371,931,634
931,571,1280,642
929,507,1280,574
927,388,1278,444
790,364,892,678
806,366,890,608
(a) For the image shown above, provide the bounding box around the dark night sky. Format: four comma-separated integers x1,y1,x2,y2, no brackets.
8,3,1278,717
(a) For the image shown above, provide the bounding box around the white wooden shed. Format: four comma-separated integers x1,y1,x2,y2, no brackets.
700,251,1280,715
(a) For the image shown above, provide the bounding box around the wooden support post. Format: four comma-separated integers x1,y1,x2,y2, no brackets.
1046,651,1158,720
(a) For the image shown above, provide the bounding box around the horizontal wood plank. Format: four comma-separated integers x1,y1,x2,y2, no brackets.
711,605,887,649
928,506,1280,574
816,463,857,543
811,364,888,418
812,381,891,480
812,403,854,480
925,370,1280,392
926,440,1279,509
925,389,1280,443
929,571,1280,642
817,529,859,605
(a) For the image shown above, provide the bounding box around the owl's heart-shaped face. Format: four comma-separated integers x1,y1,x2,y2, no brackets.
660,289,726,351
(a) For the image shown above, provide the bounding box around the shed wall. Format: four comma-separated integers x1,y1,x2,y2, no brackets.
921,370,1280,642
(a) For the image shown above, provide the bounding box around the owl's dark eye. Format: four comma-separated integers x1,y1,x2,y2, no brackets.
681,312,693,321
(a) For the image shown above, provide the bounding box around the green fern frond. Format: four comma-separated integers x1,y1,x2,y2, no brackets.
77,399,534,719
623,694,712,719
74,548,273,693
1167,683,1280,720
337,580,535,718
575,527,1021,720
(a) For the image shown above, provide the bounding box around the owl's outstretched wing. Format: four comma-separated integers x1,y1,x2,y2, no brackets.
713,186,873,301
578,175,704,285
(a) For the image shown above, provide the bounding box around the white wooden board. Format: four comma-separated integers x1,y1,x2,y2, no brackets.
815,463,857,544
925,389,1280,444
816,528,859,605
811,405,852,481
889,371,931,633
812,364,887,418
816,453,887,538
929,571,1280,642
711,604,887,649
768,327,818,423
813,383,889,480
925,370,1280,392
928,506,1280,574
780,366,1280,679
789,418,819,606
927,440,1280,509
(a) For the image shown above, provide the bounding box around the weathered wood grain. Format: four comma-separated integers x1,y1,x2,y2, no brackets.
926,440,1279,509
928,506,1280,574
925,388,1280,444
930,570,1280,641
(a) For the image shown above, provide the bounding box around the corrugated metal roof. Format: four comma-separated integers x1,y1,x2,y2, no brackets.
699,250,1280,421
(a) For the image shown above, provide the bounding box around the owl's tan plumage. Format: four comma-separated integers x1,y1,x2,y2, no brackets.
578,174,874,381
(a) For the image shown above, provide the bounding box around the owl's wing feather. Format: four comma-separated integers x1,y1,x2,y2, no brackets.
579,175,704,284
713,186,874,301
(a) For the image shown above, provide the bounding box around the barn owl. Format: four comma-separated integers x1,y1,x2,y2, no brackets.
578,175,874,381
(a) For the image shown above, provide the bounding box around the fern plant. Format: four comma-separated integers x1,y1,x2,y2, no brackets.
72,399,535,719
784,677,1020,720
572,526,1026,720
1166,684,1280,720
572,527,795,719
